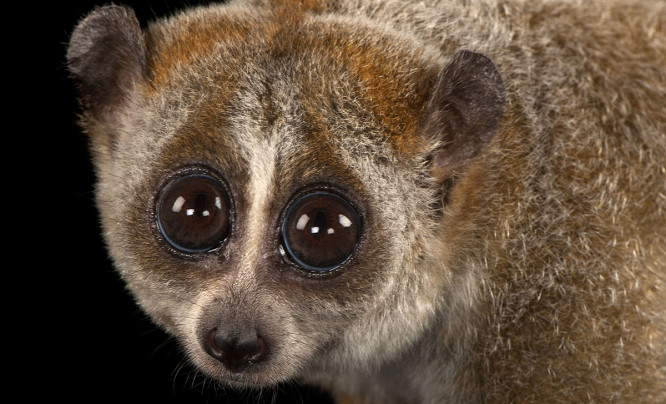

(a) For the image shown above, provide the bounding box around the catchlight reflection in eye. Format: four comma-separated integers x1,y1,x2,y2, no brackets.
281,192,360,271
157,174,231,253
295,213,353,235
172,196,186,212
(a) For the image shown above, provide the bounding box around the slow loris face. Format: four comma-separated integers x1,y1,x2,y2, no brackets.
67,2,504,389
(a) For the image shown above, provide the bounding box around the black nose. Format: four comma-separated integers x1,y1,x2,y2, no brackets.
206,327,266,373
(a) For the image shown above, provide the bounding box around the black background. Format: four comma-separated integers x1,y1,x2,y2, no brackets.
31,1,334,402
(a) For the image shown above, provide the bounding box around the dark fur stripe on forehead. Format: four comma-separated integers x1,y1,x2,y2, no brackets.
142,3,437,159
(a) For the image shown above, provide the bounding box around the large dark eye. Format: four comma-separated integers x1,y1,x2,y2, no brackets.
281,192,360,271
156,174,231,253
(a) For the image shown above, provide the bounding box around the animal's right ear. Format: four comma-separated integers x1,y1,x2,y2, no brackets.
67,5,147,127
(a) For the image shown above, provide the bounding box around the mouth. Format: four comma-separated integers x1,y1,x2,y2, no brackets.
193,353,281,388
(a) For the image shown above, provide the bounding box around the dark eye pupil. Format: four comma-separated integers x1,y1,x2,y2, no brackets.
157,175,231,253
281,192,360,271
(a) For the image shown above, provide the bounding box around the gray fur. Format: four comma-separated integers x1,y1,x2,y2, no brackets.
68,0,666,402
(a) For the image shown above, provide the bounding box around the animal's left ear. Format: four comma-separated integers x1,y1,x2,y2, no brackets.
421,50,506,180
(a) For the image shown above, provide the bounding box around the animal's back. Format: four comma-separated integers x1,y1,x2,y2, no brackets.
338,0,666,400
449,0,663,401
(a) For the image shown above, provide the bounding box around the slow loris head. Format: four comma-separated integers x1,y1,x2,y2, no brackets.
67,1,504,389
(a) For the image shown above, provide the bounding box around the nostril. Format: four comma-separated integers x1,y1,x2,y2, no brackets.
208,328,223,357
250,335,265,362
207,327,266,373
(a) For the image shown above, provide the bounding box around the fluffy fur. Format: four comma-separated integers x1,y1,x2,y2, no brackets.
68,0,665,402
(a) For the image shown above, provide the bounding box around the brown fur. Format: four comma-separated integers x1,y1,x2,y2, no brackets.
68,0,665,402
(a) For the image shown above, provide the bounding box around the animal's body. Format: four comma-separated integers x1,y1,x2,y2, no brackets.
67,0,665,402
